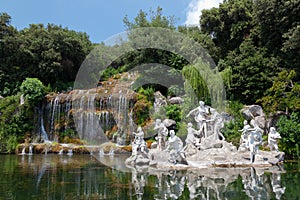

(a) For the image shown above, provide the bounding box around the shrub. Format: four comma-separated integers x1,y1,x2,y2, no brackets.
165,104,181,123
276,112,300,158
20,78,47,104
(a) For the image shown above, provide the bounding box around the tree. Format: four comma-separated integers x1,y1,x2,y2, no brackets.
123,7,176,30
221,38,279,104
0,16,93,95
178,25,221,63
253,0,300,56
20,78,47,104
257,70,300,114
200,0,254,58
182,63,211,105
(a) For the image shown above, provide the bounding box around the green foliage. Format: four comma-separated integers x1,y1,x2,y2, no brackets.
137,87,155,103
222,120,243,147
178,26,221,63
0,95,33,153
221,101,244,147
257,70,300,114
123,7,176,30
276,112,300,158
200,0,254,58
20,78,46,104
223,38,278,104
182,64,211,105
165,104,181,123
0,15,93,95
133,98,151,125
58,129,76,139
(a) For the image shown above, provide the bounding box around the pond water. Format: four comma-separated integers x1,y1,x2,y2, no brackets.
0,154,299,200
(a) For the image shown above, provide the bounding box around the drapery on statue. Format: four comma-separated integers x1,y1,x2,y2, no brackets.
208,108,225,140
186,101,209,138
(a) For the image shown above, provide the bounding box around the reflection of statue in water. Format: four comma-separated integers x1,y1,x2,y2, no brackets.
166,130,186,164
242,167,268,200
154,119,168,150
187,171,206,199
186,101,209,138
131,168,146,200
271,173,285,200
268,127,281,152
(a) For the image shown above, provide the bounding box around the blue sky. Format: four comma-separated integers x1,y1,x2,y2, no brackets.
1,0,222,43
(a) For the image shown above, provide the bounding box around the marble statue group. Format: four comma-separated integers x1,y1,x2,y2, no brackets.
125,101,284,168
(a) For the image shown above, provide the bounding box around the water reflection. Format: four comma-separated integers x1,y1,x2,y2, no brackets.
125,166,286,200
0,154,297,200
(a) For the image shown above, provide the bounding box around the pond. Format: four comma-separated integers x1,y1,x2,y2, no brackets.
0,154,299,200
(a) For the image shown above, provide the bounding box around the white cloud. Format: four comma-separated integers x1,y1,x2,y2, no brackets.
185,0,223,26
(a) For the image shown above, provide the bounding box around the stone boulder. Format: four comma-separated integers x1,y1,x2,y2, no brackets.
154,91,167,112
168,97,184,104
241,105,265,120
163,119,176,130
241,105,267,130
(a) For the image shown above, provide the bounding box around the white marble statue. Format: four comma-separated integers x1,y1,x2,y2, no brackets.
268,127,281,152
154,119,168,150
208,108,225,140
166,130,185,164
248,121,263,163
125,126,149,165
132,126,147,157
186,101,209,138
238,120,252,151
185,123,202,147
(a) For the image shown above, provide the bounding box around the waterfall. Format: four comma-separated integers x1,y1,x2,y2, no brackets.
29,145,33,155
20,94,25,105
72,90,110,144
38,106,49,142
41,78,136,145
50,96,60,136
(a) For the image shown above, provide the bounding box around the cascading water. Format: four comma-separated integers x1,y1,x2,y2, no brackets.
37,106,49,142
41,72,138,145
29,145,33,155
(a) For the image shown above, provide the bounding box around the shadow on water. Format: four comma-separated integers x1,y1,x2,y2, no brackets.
0,154,299,200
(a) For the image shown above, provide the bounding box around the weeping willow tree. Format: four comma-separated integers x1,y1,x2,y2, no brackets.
182,64,210,105
182,60,226,112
